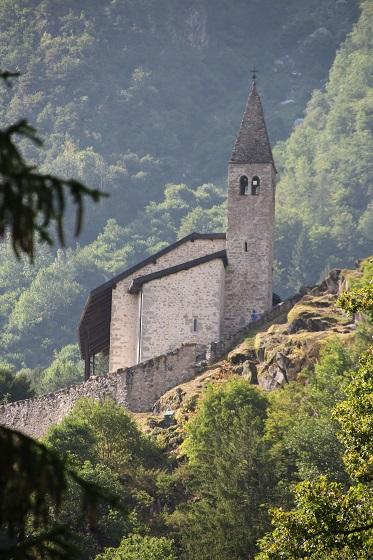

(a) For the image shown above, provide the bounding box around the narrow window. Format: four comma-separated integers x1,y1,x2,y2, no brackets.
193,318,198,332
244,241,248,252
251,176,260,195
239,175,249,195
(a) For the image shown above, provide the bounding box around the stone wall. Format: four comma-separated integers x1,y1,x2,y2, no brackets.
207,294,302,362
124,343,206,411
0,296,302,440
224,162,275,336
140,259,225,361
109,236,226,370
0,343,206,439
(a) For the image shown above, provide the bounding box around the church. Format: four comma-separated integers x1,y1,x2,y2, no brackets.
79,78,276,380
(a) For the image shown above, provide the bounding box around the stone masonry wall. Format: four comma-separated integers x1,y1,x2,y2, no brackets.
140,259,225,361
208,294,302,361
109,237,226,370
0,296,301,440
0,343,206,439
224,163,275,337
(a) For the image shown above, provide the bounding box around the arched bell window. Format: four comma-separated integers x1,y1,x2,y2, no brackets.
251,176,260,195
239,175,249,195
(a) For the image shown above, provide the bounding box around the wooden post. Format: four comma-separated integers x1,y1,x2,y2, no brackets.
84,354,90,381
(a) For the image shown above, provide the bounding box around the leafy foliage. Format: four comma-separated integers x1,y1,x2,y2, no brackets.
0,82,106,260
275,0,373,294
0,426,121,560
256,276,373,559
333,348,373,482
96,534,176,560
256,347,373,559
337,258,373,320
256,477,373,560
41,398,174,558
0,364,34,403
45,398,163,471
338,286,373,316
0,0,357,243
264,339,355,485
176,379,273,560
33,344,84,394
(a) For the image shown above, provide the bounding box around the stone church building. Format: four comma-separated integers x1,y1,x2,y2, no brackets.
79,80,276,379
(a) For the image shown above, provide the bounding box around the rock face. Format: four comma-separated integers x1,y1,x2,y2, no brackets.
229,291,354,391
150,268,358,418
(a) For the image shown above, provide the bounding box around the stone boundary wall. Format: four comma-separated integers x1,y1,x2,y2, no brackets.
0,296,302,439
206,294,302,362
0,343,206,439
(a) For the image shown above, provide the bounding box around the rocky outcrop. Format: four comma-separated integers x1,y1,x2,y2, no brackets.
229,291,355,391
149,267,360,421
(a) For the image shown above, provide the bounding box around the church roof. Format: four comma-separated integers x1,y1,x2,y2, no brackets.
230,81,276,171
129,250,227,293
78,232,226,359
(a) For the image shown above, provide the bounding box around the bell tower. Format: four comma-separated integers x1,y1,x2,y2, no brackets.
223,77,276,336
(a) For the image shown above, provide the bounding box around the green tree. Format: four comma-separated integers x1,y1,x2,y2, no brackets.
256,282,373,559
0,364,34,403
176,378,273,560
37,344,84,394
0,74,105,259
43,399,173,557
256,476,373,560
256,349,373,559
333,348,373,482
96,534,176,560
264,339,356,486
274,0,373,294
46,398,162,471
0,67,111,559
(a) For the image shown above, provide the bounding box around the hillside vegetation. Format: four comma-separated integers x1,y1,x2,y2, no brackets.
8,258,371,559
0,0,358,238
275,0,373,294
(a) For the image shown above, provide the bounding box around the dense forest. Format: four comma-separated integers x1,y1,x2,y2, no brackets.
0,1,372,559
1,0,370,379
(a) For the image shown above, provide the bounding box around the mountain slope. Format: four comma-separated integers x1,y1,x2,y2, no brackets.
274,0,373,294
0,1,368,374
143,260,370,440
0,0,359,241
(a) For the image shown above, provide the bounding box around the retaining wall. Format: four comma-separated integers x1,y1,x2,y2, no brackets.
0,343,205,438
0,296,301,439
207,294,302,361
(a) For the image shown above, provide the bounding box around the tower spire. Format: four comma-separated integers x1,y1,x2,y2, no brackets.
230,75,276,171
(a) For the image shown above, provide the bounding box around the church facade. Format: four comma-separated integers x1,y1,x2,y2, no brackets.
79,80,276,379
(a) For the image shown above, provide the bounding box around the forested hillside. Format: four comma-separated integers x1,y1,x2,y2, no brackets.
0,0,371,379
3,259,372,559
0,0,358,240
275,0,373,294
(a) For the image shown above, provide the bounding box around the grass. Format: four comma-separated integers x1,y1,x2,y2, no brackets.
287,301,346,325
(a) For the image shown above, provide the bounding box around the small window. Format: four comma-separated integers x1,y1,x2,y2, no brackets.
239,175,249,195
251,176,260,195
244,241,248,252
193,318,198,332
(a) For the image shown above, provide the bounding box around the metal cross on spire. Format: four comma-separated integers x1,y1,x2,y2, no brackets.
251,65,259,82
